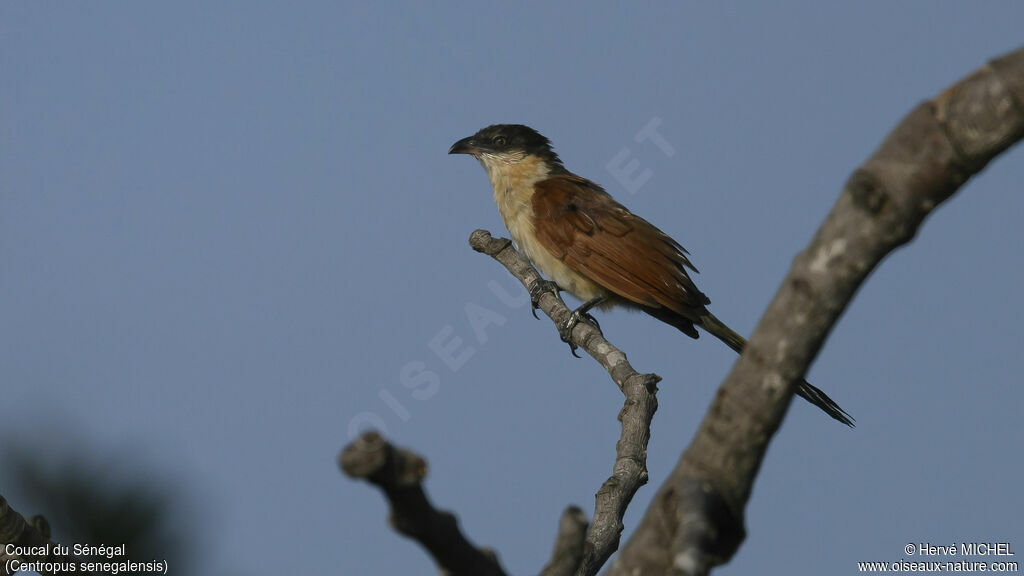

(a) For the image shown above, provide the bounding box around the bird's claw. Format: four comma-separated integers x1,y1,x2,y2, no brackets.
529,279,561,320
558,309,602,358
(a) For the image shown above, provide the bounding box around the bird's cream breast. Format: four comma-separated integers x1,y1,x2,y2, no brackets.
485,156,608,302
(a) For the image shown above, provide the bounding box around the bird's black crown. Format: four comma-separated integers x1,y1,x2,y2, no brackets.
471,124,564,168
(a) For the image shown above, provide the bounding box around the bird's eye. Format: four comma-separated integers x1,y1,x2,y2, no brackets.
493,136,507,147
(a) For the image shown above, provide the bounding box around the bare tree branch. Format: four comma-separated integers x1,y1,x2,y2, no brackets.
343,45,1022,576
0,495,86,576
469,230,660,576
341,230,659,576
607,45,1024,576
539,506,589,576
339,431,507,576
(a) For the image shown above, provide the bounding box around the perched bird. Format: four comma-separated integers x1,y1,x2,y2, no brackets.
449,124,853,426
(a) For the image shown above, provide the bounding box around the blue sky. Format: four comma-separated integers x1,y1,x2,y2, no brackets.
2,2,1022,575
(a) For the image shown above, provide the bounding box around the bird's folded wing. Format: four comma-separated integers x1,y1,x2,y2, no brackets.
531,174,710,315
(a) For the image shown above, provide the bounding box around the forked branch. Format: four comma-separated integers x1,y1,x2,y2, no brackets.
607,45,1024,576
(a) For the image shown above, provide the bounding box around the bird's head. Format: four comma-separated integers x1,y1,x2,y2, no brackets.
449,124,565,180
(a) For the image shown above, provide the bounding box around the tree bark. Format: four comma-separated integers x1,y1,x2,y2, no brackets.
606,45,1024,576
339,431,508,576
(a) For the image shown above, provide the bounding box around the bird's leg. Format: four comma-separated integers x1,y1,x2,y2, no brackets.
528,278,562,319
559,296,607,357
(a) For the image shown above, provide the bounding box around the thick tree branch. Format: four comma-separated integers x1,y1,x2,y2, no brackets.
608,45,1024,576
0,495,85,576
469,230,659,576
339,431,507,576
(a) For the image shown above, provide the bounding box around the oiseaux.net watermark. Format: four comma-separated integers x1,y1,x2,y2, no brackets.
857,541,1017,573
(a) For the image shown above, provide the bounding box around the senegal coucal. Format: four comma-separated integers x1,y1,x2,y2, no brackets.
449,124,853,426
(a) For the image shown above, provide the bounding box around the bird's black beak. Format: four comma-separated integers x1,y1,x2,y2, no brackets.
448,136,479,155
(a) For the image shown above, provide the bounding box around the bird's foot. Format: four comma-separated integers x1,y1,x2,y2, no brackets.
558,301,605,358
529,279,562,319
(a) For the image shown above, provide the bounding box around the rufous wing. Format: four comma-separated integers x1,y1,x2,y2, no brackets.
531,174,710,319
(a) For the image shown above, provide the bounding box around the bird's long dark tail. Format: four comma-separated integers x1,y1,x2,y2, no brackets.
698,312,854,427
